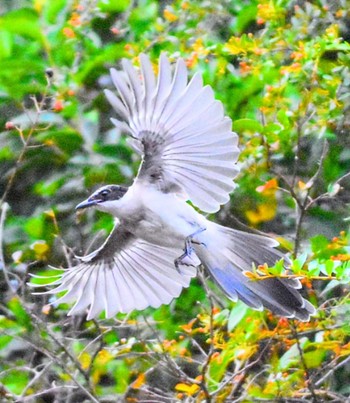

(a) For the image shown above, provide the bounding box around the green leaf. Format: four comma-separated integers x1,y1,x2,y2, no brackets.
1,369,29,395
34,176,66,197
0,334,13,350
232,4,257,35
36,128,83,155
214,309,229,326
276,109,291,129
7,297,33,331
263,122,282,135
0,145,14,161
0,59,46,99
74,44,126,84
307,261,321,277
0,30,13,59
42,0,68,24
129,2,158,36
94,144,133,162
335,262,350,280
111,360,131,393
0,8,43,41
233,119,263,133
98,0,130,12
208,347,235,387
269,259,285,276
303,349,327,368
325,259,334,276
291,253,308,275
310,235,329,254
24,216,44,239
278,337,309,370
228,302,248,332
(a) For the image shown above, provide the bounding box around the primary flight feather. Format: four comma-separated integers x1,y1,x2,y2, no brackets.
31,54,315,321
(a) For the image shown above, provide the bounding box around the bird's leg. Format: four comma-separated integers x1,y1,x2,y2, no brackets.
174,227,206,273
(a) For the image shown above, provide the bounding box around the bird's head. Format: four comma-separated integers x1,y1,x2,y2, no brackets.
75,185,128,215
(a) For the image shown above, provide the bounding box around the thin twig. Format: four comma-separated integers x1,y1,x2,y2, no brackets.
1,328,100,403
30,312,91,385
290,322,319,403
315,355,350,387
16,385,78,402
18,361,53,399
86,320,106,376
0,203,12,290
142,315,197,384
198,267,216,403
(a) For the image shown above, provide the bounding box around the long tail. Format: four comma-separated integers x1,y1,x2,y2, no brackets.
194,224,315,321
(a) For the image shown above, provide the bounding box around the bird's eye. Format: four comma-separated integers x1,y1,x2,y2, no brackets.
100,190,110,197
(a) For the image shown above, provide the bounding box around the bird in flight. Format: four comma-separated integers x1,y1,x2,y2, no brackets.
32,54,315,321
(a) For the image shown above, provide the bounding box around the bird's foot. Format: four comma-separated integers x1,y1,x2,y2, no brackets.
175,231,204,274
175,246,194,271
186,226,206,244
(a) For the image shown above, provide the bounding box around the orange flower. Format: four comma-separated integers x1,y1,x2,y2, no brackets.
111,27,120,35
53,99,64,112
186,53,198,68
5,121,15,130
280,62,302,75
63,27,75,38
256,178,278,195
212,306,220,315
69,12,81,27
180,318,197,333
181,1,189,9
331,254,350,261
239,61,252,74
132,373,145,389
277,317,289,328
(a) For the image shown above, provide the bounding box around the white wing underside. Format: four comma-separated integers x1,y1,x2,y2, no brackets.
30,237,196,320
104,54,240,213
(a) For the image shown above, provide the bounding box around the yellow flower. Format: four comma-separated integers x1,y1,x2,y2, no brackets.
164,8,178,23
175,383,200,396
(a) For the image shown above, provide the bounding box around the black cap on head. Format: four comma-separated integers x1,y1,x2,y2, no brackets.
75,185,128,210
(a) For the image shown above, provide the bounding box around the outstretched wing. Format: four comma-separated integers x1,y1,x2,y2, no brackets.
30,224,197,320
104,54,240,213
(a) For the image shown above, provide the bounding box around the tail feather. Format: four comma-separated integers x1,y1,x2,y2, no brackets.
195,225,315,321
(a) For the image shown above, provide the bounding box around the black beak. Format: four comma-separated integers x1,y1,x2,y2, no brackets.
75,198,100,210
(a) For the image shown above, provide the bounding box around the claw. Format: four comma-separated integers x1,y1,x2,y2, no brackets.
174,250,196,274
174,226,206,274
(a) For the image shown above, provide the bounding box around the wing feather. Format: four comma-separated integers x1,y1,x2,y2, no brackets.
68,267,95,315
87,264,105,320
122,59,143,113
153,54,173,121
104,90,129,121
106,53,240,213
139,54,157,131
31,225,198,319
110,69,134,113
